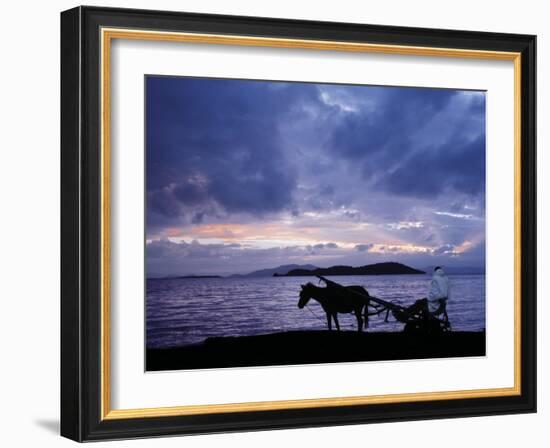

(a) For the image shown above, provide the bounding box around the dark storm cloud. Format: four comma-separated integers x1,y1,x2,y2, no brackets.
377,134,485,198
329,87,453,160
147,79,485,222
172,178,209,205
146,77,321,226
325,87,485,199
148,188,182,219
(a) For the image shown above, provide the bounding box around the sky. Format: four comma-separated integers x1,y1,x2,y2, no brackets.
145,76,486,277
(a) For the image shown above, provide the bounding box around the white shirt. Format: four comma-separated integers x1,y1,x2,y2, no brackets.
427,268,450,312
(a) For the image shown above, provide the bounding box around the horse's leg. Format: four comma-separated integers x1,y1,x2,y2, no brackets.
364,302,370,329
333,313,341,331
326,312,332,331
355,309,363,332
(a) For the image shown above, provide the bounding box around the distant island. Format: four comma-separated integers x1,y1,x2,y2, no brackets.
229,264,318,278
273,262,425,277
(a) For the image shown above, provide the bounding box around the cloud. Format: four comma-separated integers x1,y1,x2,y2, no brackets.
355,243,374,252
325,87,485,199
434,211,479,220
379,135,485,199
432,243,456,256
145,77,486,273
146,77,330,226
146,239,346,276
310,242,340,250
172,176,209,205
146,237,484,277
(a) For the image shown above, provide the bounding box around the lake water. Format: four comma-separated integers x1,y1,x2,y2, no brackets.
146,274,485,349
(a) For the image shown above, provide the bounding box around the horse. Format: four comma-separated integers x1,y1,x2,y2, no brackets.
298,282,372,332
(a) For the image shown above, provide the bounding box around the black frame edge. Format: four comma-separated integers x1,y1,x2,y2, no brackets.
60,6,537,442
519,35,537,414
61,6,83,442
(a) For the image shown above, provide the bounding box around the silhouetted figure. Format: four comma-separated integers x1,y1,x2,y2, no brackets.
298,282,372,332
407,266,450,324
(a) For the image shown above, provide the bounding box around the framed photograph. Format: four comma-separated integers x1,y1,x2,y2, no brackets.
60,6,536,442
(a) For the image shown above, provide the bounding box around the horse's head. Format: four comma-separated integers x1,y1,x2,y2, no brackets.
298,283,314,308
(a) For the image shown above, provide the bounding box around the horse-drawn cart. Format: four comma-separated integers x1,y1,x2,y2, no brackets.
299,276,451,334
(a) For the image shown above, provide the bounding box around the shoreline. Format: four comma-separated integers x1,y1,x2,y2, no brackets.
146,330,486,371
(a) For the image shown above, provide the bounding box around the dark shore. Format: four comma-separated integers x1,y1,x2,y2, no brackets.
146,330,485,371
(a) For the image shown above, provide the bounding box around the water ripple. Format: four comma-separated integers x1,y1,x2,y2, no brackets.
146,275,485,348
